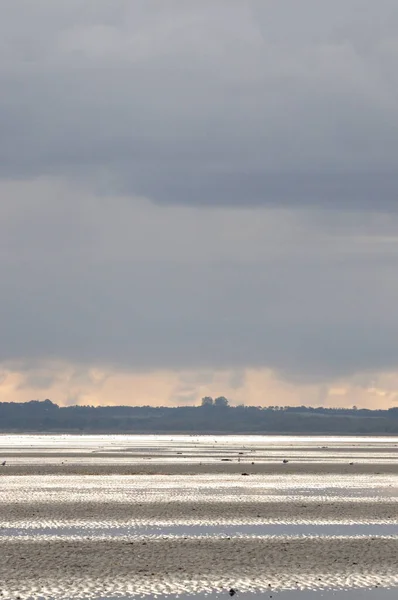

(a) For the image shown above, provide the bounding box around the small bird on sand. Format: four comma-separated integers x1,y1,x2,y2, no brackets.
283,459,289,464
1,461,6,466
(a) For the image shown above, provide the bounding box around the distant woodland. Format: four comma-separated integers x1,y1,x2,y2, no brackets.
1,398,398,434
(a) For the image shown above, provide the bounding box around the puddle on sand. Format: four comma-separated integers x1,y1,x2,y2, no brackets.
2,522,398,539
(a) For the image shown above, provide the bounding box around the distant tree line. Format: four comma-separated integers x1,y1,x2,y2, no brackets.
0,398,398,433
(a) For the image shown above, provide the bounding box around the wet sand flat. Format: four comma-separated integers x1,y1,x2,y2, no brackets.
1,498,398,524
2,461,398,476
1,537,398,598
0,435,398,598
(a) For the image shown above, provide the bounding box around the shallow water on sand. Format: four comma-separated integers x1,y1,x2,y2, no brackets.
0,435,398,599
1,522,398,539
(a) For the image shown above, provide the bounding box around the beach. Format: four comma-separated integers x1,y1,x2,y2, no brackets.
0,435,397,599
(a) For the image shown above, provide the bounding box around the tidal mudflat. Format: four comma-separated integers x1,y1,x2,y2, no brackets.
0,435,397,599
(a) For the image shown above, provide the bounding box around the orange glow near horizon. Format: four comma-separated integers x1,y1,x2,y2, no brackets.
0,363,397,410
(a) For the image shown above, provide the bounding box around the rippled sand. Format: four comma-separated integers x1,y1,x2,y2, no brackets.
0,434,398,598
2,537,398,598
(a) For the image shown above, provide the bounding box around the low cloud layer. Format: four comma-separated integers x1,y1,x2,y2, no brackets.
1,2,398,406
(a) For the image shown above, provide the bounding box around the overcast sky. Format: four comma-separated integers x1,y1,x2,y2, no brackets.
1,0,398,408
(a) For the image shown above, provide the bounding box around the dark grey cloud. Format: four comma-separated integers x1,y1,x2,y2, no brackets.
1,1,398,208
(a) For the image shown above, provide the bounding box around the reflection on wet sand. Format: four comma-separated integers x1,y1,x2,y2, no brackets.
1,522,398,539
